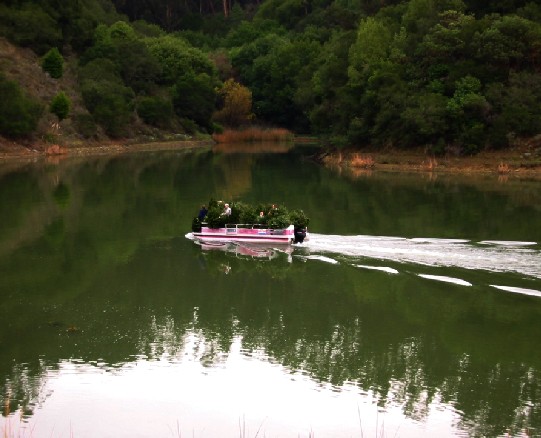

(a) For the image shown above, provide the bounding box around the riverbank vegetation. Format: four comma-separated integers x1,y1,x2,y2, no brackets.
1,0,541,156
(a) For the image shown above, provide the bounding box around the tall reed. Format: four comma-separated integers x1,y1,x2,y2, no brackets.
212,128,294,143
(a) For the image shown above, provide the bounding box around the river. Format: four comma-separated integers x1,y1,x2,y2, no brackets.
1,143,540,437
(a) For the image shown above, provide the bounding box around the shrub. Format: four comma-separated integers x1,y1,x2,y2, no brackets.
136,96,173,128
81,80,134,137
0,74,42,137
73,114,97,138
0,3,62,54
195,199,309,230
50,92,71,121
289,209,310,228
41,47,64,78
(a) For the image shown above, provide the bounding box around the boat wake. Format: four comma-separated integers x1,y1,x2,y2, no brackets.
302,233,541,280
187,232,541,297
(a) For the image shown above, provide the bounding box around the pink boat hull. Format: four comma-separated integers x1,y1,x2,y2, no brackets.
193,224,296,244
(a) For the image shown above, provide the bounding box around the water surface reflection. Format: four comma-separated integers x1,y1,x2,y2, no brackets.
1,149,540,437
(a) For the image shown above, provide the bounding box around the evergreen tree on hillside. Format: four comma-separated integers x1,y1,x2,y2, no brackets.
50,92,71,121
0,74,43,138
41,47,63,78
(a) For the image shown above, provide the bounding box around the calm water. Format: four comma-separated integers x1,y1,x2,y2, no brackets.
1,144,540,437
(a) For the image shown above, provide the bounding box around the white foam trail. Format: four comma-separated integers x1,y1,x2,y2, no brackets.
353,264,399,274
479,240,538,247
490,285,541,298
418,274,473,287
301,255,339,265
410,238,470,244
304,234,541,279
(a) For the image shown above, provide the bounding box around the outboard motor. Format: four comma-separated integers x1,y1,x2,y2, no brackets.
294,227,306,244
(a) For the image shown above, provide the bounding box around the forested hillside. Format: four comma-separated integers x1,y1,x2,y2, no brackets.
1,0,541,154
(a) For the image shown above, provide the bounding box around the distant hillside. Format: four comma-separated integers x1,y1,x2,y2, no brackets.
1,0,541,155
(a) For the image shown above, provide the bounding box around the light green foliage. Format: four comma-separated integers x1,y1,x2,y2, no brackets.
349,17,392,77
447,75,486,116
50,92,71,121
41,47,64,79
132,20,166,38
0,74,43,138
146,35,217,85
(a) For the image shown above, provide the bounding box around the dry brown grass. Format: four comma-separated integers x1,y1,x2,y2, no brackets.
498,162,510,174
349,153,375,168
212,128,294,143
422,156,438,171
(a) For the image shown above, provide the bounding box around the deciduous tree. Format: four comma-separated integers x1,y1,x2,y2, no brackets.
213,79,253,127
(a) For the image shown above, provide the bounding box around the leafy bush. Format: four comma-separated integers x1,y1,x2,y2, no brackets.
50,92,71,121
137,96,173,128
73,114,97,138
79,58,122,84
171,72,217,129
41,47,63,78
81,80,134,137
0,3,62,54
0,74,42,138
196,199,309,229
289,209,310,228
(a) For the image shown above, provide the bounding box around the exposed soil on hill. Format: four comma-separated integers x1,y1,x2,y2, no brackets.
0,37,185,155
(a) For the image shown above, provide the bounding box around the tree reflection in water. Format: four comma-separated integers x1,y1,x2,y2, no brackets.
0,150,540,437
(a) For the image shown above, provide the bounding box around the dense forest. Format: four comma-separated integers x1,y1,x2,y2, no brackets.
1,0,541,154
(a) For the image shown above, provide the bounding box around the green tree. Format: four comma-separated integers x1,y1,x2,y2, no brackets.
81,80,134,137
50,92,71,121
146,35,217,85
446,75,489,153
41,47,64,79
0,74,43,137
137,95,173,128
171,72,216,129
0,3,62,54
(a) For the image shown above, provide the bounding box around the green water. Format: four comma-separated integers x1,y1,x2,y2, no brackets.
1,145,540,437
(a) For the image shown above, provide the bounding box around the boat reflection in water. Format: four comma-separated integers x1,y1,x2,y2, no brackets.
197,240,293,262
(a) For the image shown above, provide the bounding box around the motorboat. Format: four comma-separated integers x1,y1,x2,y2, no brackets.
192,223,308,245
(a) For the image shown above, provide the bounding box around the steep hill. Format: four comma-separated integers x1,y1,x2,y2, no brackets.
0,37,89,152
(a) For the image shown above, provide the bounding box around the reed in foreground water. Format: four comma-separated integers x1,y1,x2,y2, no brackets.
212,127,294,143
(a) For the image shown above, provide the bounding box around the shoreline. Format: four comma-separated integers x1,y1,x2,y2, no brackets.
0,139,215,161
318,147,541,180
1,138,541,179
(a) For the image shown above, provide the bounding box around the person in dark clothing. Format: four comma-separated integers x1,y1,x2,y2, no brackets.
294,227,306,244
198,205,208,221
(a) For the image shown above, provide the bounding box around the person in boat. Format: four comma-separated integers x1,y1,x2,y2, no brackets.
267,204,277,216
222,203,231,216
198,205,208,221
